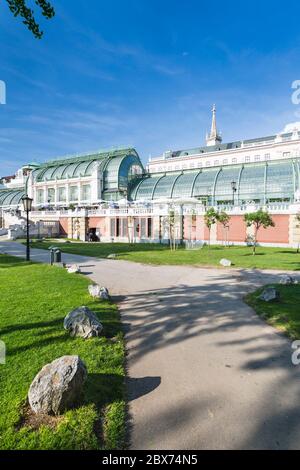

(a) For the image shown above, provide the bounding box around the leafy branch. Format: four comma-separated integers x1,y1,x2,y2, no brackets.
6,0,55,39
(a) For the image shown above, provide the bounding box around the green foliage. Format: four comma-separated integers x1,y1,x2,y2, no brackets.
218,211,230,227
204,207,219,229
6,0,55,39
244,210,275,254
0,255,125,450
245,283,300,339
244,209,275,230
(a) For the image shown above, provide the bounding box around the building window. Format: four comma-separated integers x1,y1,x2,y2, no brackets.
47,188,55,203
245,156,250,162
197,162,202,168
232,158,237,164
69,186,79,201
264,153,270,161
81,184,91,201
37,189,44,204
254,155,260,162
214,160,219,166
190,163,195,168
283,152,291,158
206,161,211,167
58,187,66,202
222,159,228,165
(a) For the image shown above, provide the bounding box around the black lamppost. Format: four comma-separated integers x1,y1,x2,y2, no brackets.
231,181,237,206
22,195,33,261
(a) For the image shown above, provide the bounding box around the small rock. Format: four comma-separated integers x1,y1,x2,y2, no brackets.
28,355,87,416
64,306,103,339
259,287,280,302
88,284,101,298
220,258,232,267
88,284,110,300
67,264,81,274
279,275,294,285
107,253,117,259
99,287,110,300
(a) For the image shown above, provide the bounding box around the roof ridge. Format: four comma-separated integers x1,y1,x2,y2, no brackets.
36,147,137,168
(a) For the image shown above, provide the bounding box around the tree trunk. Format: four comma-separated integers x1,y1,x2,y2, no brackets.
252,226,258,255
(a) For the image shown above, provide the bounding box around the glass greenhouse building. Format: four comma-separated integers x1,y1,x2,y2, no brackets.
1,116,300,247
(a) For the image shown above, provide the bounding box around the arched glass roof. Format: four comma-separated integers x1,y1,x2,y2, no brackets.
214,166,241,202
0,189,25,207
172,172,199,198
33,148,140,183
153,173,181,199
130,158,300,203
103,153,143,191
134,174,163,200
192,168,219,198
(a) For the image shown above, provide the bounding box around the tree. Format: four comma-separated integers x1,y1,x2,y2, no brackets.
204,207,218,247
244,210,275,255
6,0,55,39
218,210,230,246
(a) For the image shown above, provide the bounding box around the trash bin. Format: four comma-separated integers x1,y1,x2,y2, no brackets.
49,248,54,265
48,246,59,265
54,249,61,263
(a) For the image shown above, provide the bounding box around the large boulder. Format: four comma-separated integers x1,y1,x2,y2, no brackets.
279,275,295,285
88,284,110,300
220,258,232,267
259,287,280,302
67,264,81,274
28,355,87,416
64,306,103,339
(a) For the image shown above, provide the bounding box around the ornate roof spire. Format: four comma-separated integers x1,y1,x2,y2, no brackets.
211,104,217,137
206,104,222,146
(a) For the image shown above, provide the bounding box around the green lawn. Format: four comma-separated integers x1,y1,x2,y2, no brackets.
245,284,300,339
0,255,125,450
27,240,300,271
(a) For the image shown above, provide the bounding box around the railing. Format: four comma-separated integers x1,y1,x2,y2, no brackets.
28,202,297,219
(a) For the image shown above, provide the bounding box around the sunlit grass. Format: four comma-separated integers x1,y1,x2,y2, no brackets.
28,240,300,271
0,255,125,450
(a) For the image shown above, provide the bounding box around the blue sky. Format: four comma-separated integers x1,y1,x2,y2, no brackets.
1,0,300,174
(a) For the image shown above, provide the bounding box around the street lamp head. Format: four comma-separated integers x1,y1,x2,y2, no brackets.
22,195,33,212
231,181,237,192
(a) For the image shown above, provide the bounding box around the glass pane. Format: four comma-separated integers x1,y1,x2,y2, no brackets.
239,164,265,203
152,173,180,199
69,185,79,201
58,187,66,202
214,166,241,203
47,188,55,203
266,161,294,201
81,184,91,201
172,171,198,198
37,189,44,204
